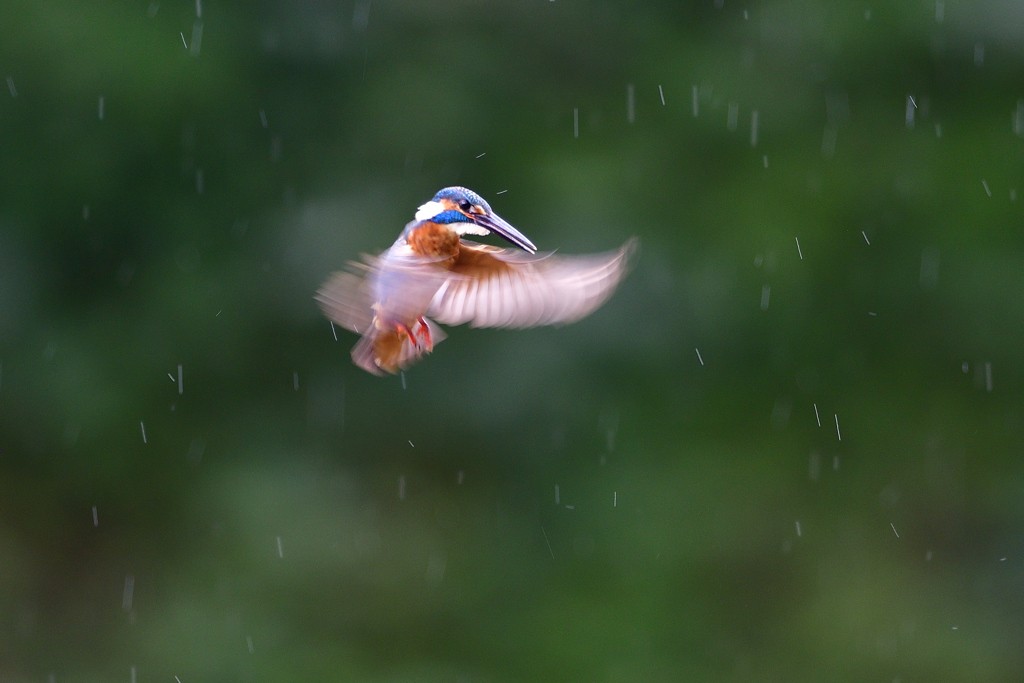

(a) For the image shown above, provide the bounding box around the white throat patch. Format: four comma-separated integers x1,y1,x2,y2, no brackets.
454,222,489,236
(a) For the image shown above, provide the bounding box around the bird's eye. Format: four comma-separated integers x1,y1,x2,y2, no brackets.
458,199,472,212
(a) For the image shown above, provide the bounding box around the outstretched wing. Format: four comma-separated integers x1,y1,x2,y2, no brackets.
315,264,376,335
427,238,637,329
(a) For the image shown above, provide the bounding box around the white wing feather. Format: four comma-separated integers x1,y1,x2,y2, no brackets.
427,238,637,329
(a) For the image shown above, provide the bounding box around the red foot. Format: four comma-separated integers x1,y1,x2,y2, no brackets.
418,317,435,350
394,319,433,351
394,322,415,344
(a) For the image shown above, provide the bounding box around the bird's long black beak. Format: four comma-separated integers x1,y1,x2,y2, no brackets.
475,212,537,254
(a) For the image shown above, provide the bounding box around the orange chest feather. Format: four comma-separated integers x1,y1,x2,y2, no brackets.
406,222,461,262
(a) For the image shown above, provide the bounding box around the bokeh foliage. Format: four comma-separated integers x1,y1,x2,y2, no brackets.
1,0,1023,680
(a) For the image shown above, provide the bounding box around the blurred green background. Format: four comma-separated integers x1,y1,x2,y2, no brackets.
1,0,1023,680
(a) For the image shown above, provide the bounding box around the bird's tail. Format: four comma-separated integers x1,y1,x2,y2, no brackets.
350,317,446,376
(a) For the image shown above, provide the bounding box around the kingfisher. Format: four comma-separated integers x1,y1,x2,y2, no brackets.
316,186,636,375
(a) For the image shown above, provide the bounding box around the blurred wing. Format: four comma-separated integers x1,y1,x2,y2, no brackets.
428,238,637,329
315,262,375,334
316,248,450,335
368,248,451,323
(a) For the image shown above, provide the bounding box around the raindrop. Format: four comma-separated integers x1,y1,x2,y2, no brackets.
808,451,821,481
122,574,135,611
190,21,203,57
353,1,370,31
920,247,939,290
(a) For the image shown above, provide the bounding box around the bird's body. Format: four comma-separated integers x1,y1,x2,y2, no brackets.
316,187,636,375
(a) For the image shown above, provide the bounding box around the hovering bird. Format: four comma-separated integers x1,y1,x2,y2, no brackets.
316,186,636,375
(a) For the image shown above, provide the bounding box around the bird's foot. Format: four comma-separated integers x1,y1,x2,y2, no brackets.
415,317,433,351
394,322,416,345
394,319,433,352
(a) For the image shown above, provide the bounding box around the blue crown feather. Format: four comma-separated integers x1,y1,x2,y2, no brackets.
433,186,492,213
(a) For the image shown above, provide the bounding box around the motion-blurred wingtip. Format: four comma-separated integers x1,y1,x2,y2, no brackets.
350,334,386,376
621,236,641,270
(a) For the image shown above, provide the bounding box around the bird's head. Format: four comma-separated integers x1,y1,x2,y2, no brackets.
414,186,537,253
